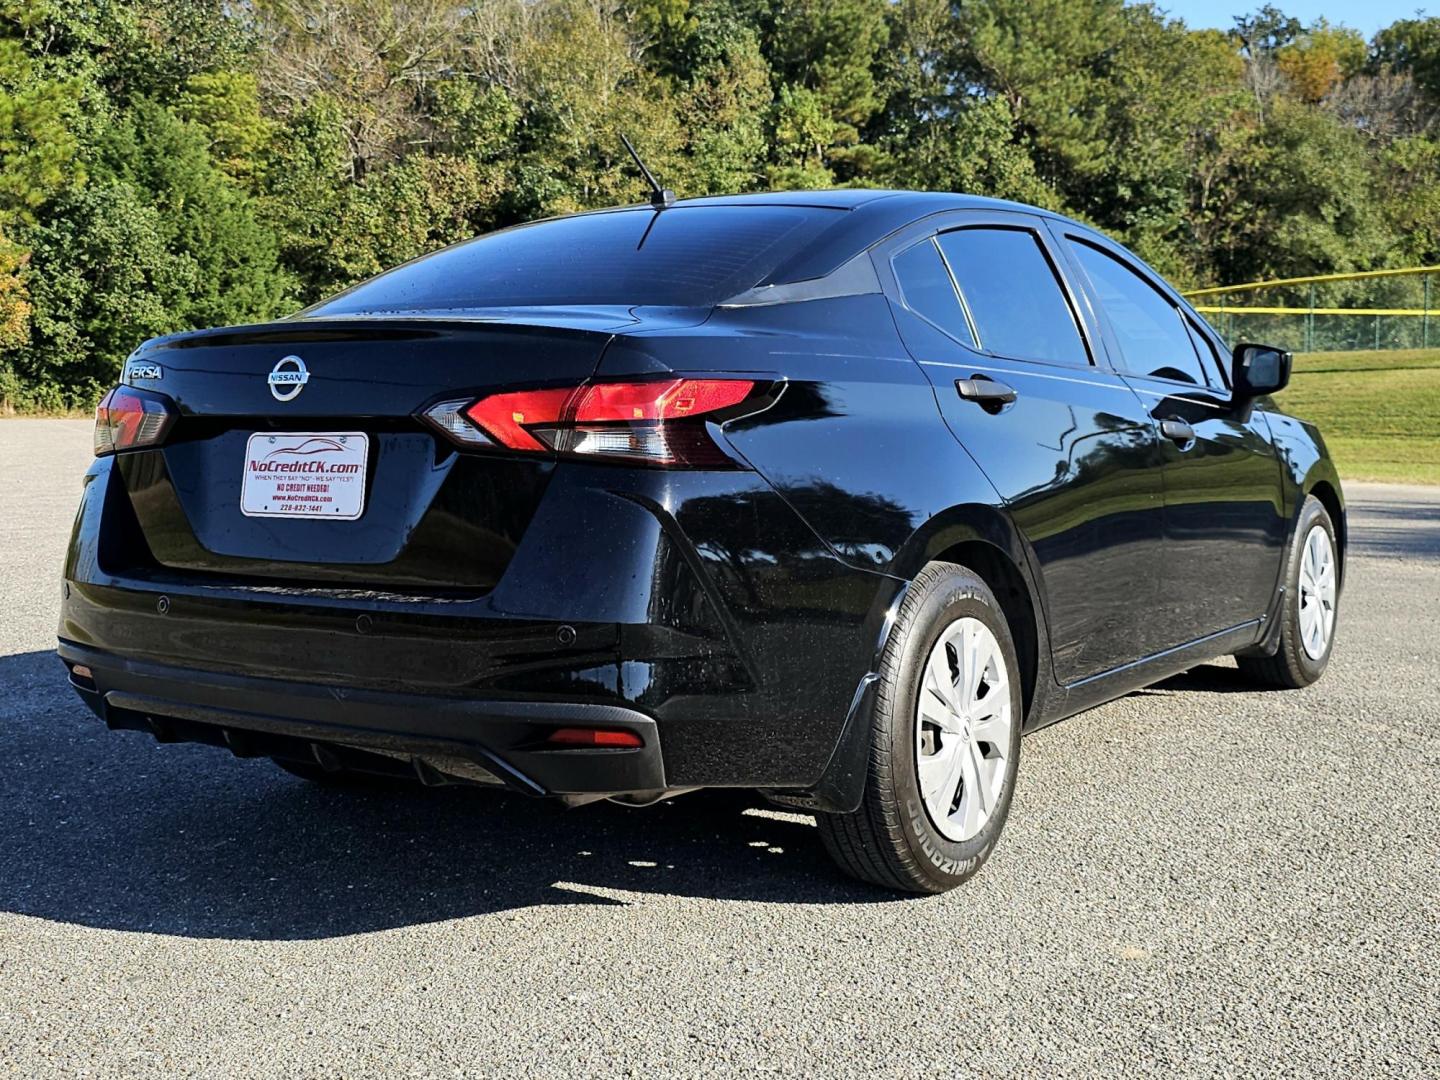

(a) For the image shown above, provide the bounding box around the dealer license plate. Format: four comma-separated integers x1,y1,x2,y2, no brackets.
240,432,369,520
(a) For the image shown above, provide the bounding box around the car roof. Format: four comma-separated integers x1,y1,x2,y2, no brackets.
654,190,1071,285
502,190,1082,289
669,188,1055,216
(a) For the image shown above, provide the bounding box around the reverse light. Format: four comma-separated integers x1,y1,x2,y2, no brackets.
93,386,176,456
420,398,497,447
430,378,762,468
546,727,645,749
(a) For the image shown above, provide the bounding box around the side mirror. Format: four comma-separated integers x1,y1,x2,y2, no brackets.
1231,342,1291,398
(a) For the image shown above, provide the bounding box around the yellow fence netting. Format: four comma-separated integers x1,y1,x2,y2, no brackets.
1184,266,1439,352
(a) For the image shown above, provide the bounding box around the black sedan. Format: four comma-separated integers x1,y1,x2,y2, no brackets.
59,190,1343,893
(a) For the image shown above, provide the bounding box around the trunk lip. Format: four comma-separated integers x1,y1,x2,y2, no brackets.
130,306,715,356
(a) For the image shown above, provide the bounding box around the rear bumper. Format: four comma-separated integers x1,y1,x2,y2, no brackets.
58,640,666,797
61,454,906,794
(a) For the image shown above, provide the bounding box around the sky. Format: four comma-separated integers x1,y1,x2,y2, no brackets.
1155,1,1431,39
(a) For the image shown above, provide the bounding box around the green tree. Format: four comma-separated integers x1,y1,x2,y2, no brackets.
0,36,83,221
1378,136,1440,265
1372,16,1440,108
872,0,1052,205
505,0,685,217
763,0,889,181
177,71,275,186
1086,14,1248,282
0,4,86,393
669,1,771,195
15,100,290,407
1207,99,1393,284
955,0,1127,188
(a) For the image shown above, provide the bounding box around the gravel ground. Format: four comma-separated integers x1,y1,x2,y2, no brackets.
0,418,1436,1078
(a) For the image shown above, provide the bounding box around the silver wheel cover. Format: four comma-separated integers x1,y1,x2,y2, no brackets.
914,616,1015,843
1297,524,1337,661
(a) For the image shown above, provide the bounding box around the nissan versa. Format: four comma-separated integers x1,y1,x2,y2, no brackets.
58,190,1344,894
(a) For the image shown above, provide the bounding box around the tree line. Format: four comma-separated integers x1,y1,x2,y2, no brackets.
1,0,1438,409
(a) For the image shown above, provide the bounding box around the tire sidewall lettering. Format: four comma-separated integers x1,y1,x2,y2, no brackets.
905,796,981,877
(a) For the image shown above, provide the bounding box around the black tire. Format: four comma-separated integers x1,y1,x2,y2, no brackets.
817,561,1024,894
272,757,419,790
1235,494,1340,689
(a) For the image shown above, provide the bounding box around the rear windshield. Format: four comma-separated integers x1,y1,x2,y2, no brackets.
303,205,843,315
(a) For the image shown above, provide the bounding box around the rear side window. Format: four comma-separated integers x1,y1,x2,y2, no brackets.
1067,239,1210,386
891,239,977,347
936,228,1088,366
305,206,843,314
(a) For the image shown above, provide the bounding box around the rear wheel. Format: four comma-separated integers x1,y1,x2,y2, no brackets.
817,562,1023,894
1236,495,1339,689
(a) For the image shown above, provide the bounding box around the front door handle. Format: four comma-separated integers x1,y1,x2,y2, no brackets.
1161,418,1196,446
956,377,1018,407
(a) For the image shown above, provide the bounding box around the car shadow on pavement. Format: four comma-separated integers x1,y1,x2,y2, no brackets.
1128,663,1259,696
0,650,894,940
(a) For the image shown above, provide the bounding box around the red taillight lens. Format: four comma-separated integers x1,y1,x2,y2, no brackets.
442,378,761,467
463,386,576,452
571,379,754,422
93,386,176,456
545,727,645,749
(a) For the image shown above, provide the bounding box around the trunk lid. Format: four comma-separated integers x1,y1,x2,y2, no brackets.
112,309,694,592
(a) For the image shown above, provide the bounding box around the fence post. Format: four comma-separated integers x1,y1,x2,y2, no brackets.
1426,274,1432,351
1307,282,1315,352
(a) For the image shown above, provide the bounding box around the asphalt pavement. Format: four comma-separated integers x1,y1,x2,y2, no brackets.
0,419,1436,1077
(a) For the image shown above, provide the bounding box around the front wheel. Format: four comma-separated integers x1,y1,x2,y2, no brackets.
817,562,1023,894
1236,494,1340,689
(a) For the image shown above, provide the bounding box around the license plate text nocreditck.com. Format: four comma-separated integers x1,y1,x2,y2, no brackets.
240,433,368,520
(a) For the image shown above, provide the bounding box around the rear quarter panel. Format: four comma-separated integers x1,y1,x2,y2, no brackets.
599,295,1059,735
601,295,1021,578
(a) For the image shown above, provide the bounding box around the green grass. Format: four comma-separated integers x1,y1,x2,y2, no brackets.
1275,348,1440,485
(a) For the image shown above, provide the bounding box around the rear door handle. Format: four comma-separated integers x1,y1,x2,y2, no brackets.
1161,418,1196,445
955,377,1018,406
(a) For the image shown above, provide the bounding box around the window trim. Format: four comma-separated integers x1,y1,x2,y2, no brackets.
933,222,1096,369
931,238,982,348
1182,313,1228,389
869,209,1105,373
889,236,979,349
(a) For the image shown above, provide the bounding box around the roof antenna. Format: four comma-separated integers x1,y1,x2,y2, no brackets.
620,132,675,210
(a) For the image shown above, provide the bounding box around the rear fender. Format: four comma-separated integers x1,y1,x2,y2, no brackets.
766,502,1057,815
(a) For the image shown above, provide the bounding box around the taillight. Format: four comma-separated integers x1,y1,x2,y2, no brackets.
93,386,176,456
422,378,765,467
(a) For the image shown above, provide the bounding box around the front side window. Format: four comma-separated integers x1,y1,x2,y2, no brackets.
936,228,1088,366
1184,315,1228,388
890,238,977,347
1067,239,1210,386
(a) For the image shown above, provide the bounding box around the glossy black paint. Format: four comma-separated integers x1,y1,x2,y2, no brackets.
59,190,1344,810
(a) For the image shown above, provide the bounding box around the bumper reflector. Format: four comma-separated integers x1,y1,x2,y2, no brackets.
546,727,644,749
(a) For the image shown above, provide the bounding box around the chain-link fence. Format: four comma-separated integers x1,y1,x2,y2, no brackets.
1185,267,1438,353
